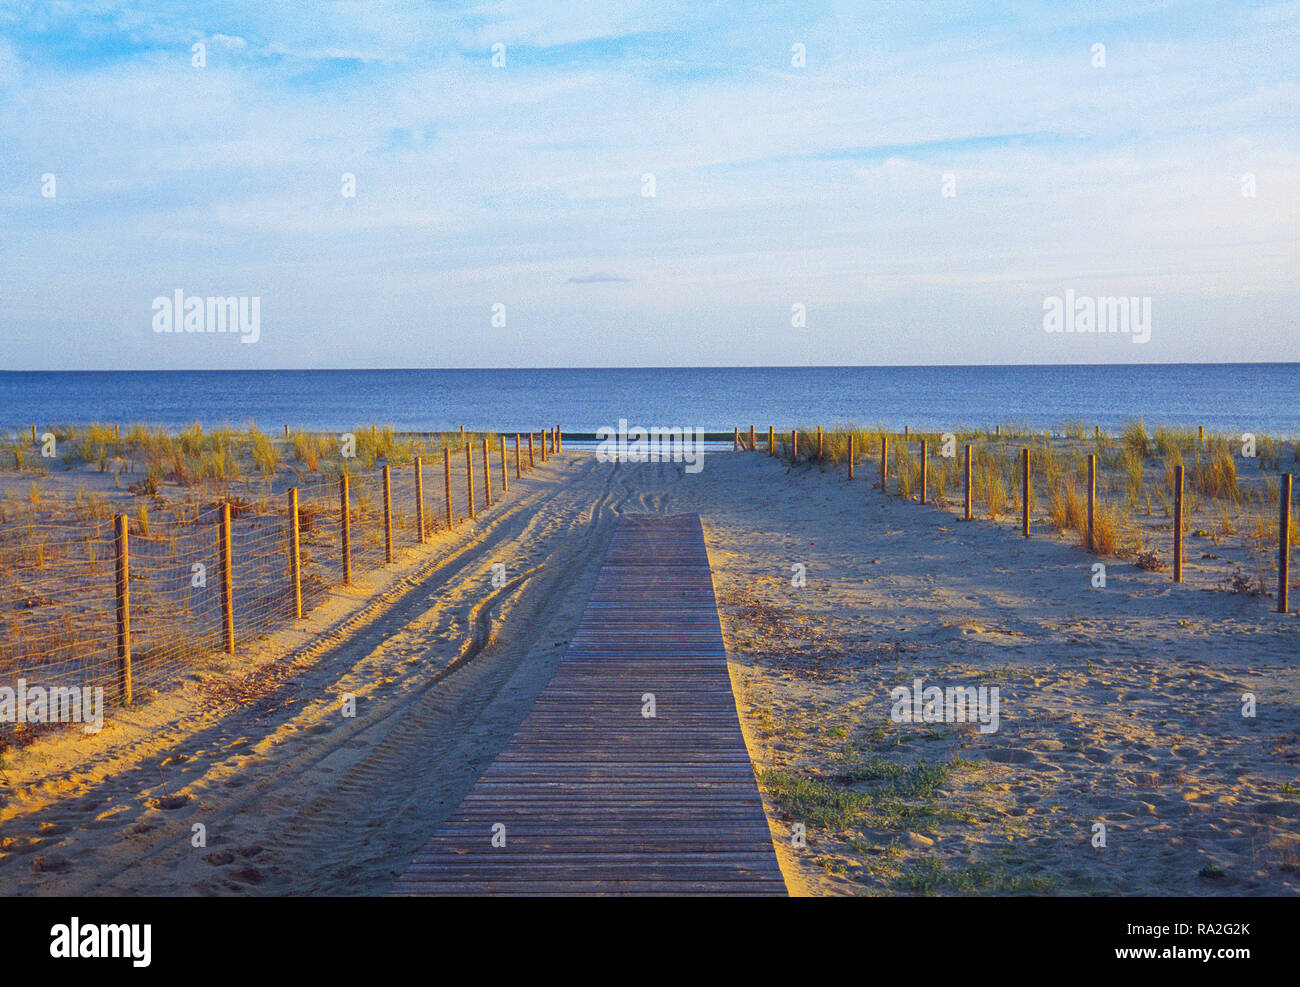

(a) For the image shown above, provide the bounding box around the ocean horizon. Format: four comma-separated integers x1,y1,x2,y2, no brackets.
4,363,1297,437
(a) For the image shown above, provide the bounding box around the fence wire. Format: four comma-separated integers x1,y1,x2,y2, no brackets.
0,436,540,737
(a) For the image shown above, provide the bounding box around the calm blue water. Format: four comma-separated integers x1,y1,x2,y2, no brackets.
1,365,1295,436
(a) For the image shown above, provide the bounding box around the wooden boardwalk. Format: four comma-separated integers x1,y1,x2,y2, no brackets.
392,513,786,896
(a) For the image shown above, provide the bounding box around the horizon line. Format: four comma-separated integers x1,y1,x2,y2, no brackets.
4,359,1299,374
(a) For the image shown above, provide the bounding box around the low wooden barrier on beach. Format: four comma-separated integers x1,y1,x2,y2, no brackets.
1021,447,1031,538
1173,464,1184,582
1,429,557,724
113,514,131,704
1086,453,1096,552
1280,473,1292,613
964,444,973,521
733,422,1297,610
920,439,928,505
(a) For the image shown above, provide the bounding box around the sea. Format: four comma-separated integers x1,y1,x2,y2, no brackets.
1,365,1296,437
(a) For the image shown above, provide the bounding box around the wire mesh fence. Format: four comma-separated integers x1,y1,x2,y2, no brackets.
0,518,120,700
0,434,547,737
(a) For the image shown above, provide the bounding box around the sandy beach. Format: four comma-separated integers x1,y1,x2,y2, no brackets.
1,446,1296,895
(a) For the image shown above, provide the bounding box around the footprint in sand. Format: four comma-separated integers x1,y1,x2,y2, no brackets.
1120,751,1156,764
1026,759,1063,772
31,852,70,873
1254,800,1300,819
228,865,263,886
985,748,1036,764
1,835,45,855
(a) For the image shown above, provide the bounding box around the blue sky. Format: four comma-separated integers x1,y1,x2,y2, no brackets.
1,0,1297,369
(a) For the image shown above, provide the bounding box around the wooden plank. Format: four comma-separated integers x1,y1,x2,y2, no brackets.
391,514,785,897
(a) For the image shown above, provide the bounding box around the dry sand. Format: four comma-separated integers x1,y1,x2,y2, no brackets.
1,450,1297,895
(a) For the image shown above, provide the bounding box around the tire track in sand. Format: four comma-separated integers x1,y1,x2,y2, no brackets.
5,456,629,895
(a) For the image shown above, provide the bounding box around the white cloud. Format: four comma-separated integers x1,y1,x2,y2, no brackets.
1,1,1297,368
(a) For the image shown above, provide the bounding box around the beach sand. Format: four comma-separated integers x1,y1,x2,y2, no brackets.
1,450,1297,895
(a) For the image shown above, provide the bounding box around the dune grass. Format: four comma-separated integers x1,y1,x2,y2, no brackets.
758,420,1296,597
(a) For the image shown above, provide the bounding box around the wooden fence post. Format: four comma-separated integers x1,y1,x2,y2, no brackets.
920,440,928,505
340,475,352,585
734,427,739,452
382,464,393,563
219,501,234,653
881,435,888,494
904,425,909,439
500,435,508,493
1279,473,1292,613
1173,464,1184,582
540,431,546,463
414,456,425,544
557,426,562,453
791,430,797,463
284,424,289,438
528,433,535,468
443,447,453,528
749,425,755,451
288,488,302,619
817,427,823,461
848,435,855,480
114,513,132,705
466,443,476,519
1199,425,1204,444
482,436,491,507
1021,448,1030,537
515,434,521,478
30,424,36,444
768,426,775,457
964,445,972,520
1087,454,1096,553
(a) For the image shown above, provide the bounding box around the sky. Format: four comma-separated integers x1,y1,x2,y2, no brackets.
0,0,1297,370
